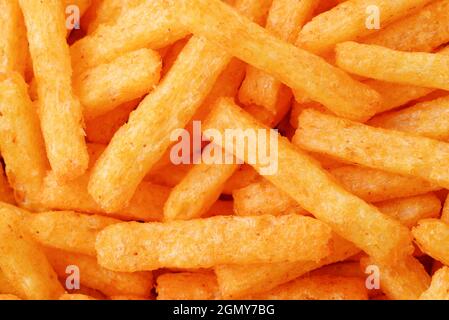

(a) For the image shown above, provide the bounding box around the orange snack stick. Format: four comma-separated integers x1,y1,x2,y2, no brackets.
180,0,381,121
295,109,449,189
0,203,64,299
20,0,88,181
26,211,120,256
203,99,413,262
0,73,48,207
96,214,332,272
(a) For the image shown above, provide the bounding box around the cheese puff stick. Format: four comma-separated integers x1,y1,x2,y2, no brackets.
360,256,430,300
70,0,188,72
335,42,449,91
0,203,64,299
44,247,152,297
0,73,48,207
74,48,161,120
0,0,28,76
203,98,413,262
96,214,332,272
295,109,449,189
88,0,272,213
20,0,88,181
369,95,449,141
296,0,433,55
413,219,449,266
26,211,120,257
215,235,359,298
179,0,381,121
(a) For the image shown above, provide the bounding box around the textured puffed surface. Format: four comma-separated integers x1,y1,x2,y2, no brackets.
70,0,187,72
297,0,433,54
88,36,230,213
296,109,449,189
413,219,449,265
215,235,359,299
157,272,219,300
0,73,47,205
44,247,152,297
96,214,332,272
369,95,449,141
19,0,88,181
361,255,430,300
336,41,449,91
182,0,381,121
204,99,413,262
363,0,449,52
75,48,161,119
330,165,440,203
0,203,64,299
420,267,449,300
26,211,119,257
247,275,368,300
